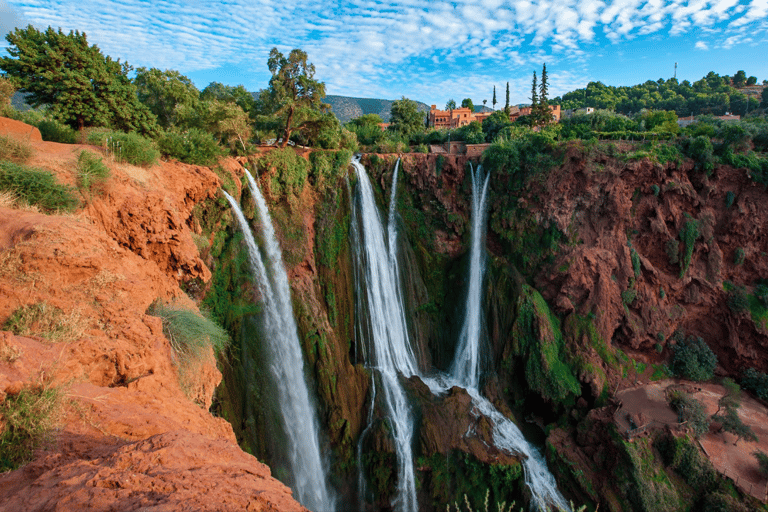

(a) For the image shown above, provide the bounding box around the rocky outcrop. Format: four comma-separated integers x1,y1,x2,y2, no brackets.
0,118,304,511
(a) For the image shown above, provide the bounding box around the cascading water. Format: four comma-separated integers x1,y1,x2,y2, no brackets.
223,181,335,512
350,158,418,512
351,157,570,512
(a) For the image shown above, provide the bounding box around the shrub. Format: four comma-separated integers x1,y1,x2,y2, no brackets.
147,300,230,402
631,248,641,278
0,161,78,212
3,301,85,343
679,218,699,277
727,285,749,313
755,283,768,308
75,150,110,196
755,450,768,478
742,368,768,400
671,336,717,381
668,391,710,438
86,130,159,167
734,247,745,266
36,118,77,144
257,147,310,197
651,184,660,196
0,134,33,163
665,239,679,265
156,128,224,166
724,191,735,209
0,384,62,471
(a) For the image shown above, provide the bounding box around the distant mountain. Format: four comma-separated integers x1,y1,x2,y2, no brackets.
323,95,430,124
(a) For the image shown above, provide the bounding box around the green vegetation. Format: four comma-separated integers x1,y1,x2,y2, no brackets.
0,134,33,163
742,367,768,400
75,149,110,196
655,433,717,491
668,390,709,438
0,161,78,212
510,285,580,403
0,26,158,134
36,118,78,144
713,406,757,445
679,217,700,277
614,433,681,512
670,335,717,381
255,147,309,198
0,383,62,471
734,247,745,266
157,128,225,166
86,129,159,167
3,301,84,343
754,450,768,478
388,96,426,138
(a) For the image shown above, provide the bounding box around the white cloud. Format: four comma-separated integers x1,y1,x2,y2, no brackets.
0,0,26,38
695,40,709,50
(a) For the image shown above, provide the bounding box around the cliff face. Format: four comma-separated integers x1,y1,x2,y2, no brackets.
0,118,305,511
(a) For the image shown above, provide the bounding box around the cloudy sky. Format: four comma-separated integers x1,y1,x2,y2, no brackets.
1,0,767,108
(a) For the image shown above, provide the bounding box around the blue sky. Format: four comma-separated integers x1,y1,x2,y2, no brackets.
1,0,767,110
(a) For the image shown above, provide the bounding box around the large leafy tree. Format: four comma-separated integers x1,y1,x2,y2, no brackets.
264,47,327,148
200,82,257,117
461,98,474,112
134,67,200,129
0,25,157,134
388,96,424,138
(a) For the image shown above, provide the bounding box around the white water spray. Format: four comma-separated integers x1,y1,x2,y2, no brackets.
224,180,335,512
351,158,418,512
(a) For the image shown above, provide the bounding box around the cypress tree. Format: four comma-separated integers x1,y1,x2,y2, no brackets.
530,71,538,125
492,86,497,110
539,63,550,125
505,82,510,113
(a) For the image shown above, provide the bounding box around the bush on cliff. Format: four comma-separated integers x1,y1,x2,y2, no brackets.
256,147,309,197
86,129,159,167
0,161,78,212
156,128,224,166
670,336,717,381
0,383,62,471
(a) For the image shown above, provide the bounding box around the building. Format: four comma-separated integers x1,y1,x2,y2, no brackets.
428,104,560,129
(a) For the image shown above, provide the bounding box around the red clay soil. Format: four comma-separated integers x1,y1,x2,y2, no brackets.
0,118,306,511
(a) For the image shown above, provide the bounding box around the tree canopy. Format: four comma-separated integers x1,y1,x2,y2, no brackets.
388,97,425,137
461,98,474,112
263,47,327,147
0,25,157,134
134,67,199,129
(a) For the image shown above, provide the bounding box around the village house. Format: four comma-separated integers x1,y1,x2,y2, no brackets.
428,103,560,129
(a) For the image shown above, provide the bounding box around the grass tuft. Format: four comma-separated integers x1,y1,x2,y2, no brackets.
0,135,33,163
3,301,85,343
0,161,78,213
0,384,62,471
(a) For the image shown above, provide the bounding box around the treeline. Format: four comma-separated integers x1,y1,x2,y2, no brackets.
552,71,768,117
0,26,356,167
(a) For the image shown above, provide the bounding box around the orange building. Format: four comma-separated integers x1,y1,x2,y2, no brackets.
429,104,560,129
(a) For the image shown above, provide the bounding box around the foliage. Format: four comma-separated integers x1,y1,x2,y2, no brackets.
670,335,717,381
724,191,735,209
552,71,756,117
178,99,252,153
481,110,513,142
742,367,768,400
754,450,768,478
713,406,757,445
3,301,84,343
134,67,200,129
510,285,580,403
34,118,77,144
86,129,159,167
0,384,62,471
75,149,110,195
727,283,749,313
655,433,717,491
733,247,745,266
200,82,257,117
345,113,386,146
460,98,475,112
262,47,327,147
714,378,742,416
157,128,224,166
454,120,484,144
668,390,710,438
388,96,425,139
256,147,309,197
0,160,78,212
0,76,15,116
0,134,33,163
680,135,715,174
614,434,679,512
679,218,699,278
147,300,230,359
0,25,158,135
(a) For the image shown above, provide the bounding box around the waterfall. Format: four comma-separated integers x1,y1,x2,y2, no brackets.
442,165,571,512
350,156,570,512
223,183,335,512
449,164,491,389
350,157,418,512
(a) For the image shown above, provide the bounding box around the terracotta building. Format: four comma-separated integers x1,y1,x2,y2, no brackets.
428,103,560,129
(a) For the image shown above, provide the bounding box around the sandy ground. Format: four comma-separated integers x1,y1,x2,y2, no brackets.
614,379,768,502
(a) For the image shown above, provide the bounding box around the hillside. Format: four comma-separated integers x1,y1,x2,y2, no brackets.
323,95,430,123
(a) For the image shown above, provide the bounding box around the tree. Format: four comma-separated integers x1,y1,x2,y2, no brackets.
761,87,768,109
200,82,257,117
445,99,456,111
177,99,251,152
388,96,424,138
483,99,487,108
537,63,551,126
264,47,327,148
505,82,510,112
482,110,513,142
714,378,741,416
461,98,474,112
134,67,200,129
732,70,747,88
668,390,709,438
755,450,768,478
747,76,757,86
492,86,497,110
714,406,757,445
671,336,717,381
530,71,539,125
346,113,385,146
0,25,157,134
